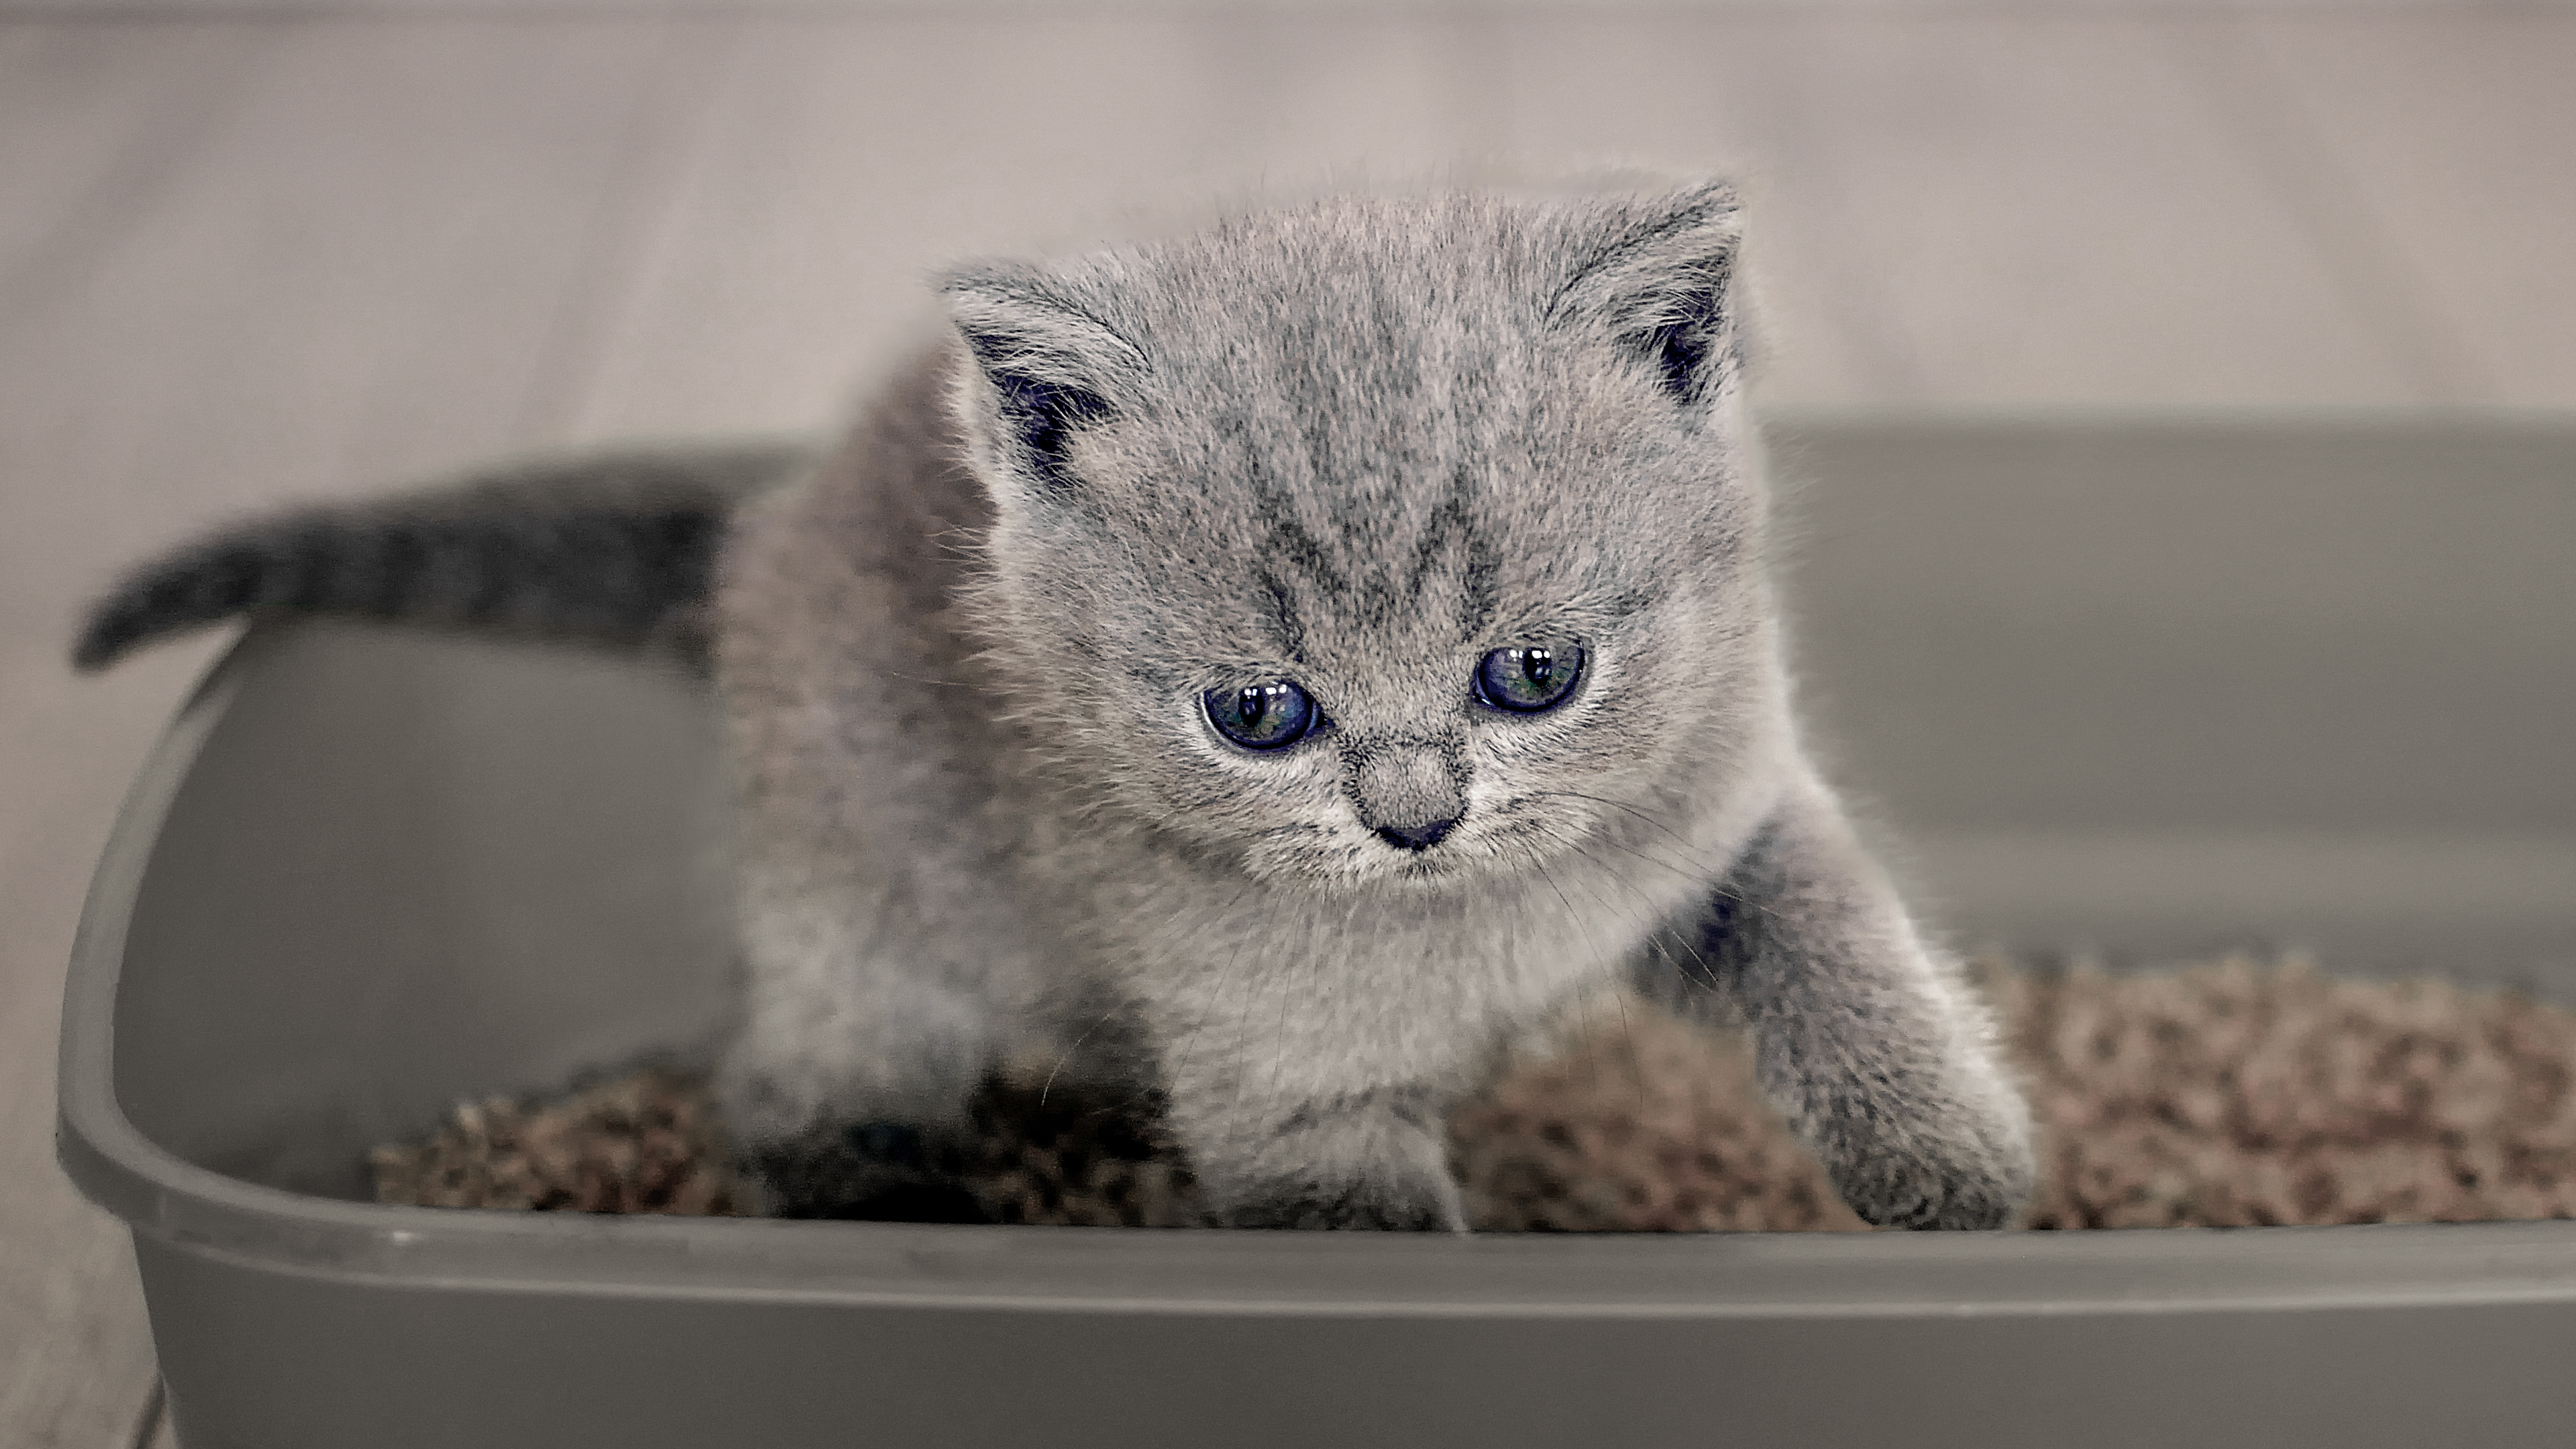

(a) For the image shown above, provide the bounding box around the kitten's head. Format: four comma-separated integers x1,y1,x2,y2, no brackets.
945,183,1784,891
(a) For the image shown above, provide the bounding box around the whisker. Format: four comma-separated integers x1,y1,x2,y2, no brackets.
1560,845,1691,1106
1495,835,1596,1075
1554,822,1709,892
1517,790,1713,876
1570,842,1727,998
1534,788,1709,857
1527,851,1648,1113
1040,995,1130,1108
1157,880,1262,1106
879,668,980,690
1527,788,1774,920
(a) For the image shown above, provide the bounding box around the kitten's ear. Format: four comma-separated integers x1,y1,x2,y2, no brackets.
942,265,1146,505
1554,182,1747,405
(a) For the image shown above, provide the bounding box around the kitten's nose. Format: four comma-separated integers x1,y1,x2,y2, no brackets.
1375,817,1458,852
1350,741,1468,852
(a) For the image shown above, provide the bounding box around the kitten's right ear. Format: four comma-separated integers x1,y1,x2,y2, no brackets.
941,265,1146,506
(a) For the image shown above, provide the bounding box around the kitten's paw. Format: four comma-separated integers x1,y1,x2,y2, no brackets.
1198,1107,1470,1232
1824,1103,2035,1232
1223,1172,1468,1232
740,1120,990,1223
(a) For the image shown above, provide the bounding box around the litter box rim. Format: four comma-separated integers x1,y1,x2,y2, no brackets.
58,616,2576,1328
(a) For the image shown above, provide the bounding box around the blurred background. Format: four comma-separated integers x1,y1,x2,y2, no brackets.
3,1,2569,1442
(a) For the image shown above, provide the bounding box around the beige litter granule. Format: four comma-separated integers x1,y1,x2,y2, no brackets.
374,956,2576,1232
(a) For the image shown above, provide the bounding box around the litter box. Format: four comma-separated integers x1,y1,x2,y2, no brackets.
58,413,2576,1448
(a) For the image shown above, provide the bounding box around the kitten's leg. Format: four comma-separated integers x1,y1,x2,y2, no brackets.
1152,1044,1468,1230
1175,1090,1468,1232
1649,777,2034,1230
714,890,998,1220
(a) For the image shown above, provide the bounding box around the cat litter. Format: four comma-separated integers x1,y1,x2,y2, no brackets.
374,955,2576,1232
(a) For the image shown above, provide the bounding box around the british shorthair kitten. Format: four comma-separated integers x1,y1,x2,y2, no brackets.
77,182,2033,1230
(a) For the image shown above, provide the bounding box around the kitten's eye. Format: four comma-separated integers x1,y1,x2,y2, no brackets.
1204,680,1319,751
1474,643,1586,714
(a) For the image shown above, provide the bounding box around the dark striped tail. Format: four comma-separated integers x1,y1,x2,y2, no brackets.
72,438,816,672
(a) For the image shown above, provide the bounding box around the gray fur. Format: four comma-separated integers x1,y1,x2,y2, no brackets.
714,183,2034,1229
70,440,810,671
70,183,2031,1230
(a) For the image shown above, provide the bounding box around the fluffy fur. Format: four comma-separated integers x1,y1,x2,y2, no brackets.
74,182,2033,1231
713,182,2032,1229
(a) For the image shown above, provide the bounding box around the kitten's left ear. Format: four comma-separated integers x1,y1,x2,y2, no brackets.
942,264,1148,508
1554,182,1747,405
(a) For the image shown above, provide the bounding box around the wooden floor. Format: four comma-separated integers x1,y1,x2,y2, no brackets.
2,7,2570,1442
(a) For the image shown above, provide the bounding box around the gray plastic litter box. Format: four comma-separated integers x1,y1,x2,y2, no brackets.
59,414,2576,1448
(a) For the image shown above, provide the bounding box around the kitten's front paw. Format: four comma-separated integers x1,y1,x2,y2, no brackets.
741,1120,990,1223
1224,1172,1467,1232
1823,1099,2035,1231
1197,1107,1470,1232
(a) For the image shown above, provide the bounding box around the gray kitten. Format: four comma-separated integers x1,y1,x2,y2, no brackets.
77,182,2033,1230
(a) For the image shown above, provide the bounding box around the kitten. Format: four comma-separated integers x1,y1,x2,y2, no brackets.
76,182,2033,1231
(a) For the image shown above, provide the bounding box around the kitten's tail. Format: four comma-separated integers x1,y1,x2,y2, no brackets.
70,438,818,672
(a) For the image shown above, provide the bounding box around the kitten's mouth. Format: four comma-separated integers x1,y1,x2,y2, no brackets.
1352,855,1477,894
1240,818,1545,892
1359,830,1508,889
1257,840,1477,892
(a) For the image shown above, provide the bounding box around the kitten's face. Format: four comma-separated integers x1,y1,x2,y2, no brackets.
953,187,1780,891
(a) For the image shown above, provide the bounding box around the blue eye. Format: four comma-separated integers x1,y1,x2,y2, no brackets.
1474,643,1585,714
1204,680,1318,750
